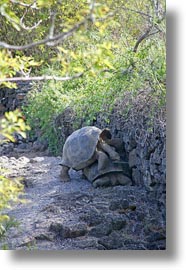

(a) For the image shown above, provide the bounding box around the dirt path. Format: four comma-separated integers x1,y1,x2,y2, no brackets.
0,153,166,250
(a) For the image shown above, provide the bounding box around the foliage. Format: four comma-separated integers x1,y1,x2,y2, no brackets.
0,0,119,86
0,109,29,240
24,77,73,153
1,0,166,155
0,173,24,238
0,1,165,81
24,30,166,154
0,49,42,88
0,109,30,142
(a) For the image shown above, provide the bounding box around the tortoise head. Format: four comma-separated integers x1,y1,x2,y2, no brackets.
100,128,123,150
100,128,112,141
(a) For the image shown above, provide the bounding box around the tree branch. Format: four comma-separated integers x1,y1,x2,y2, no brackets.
19,4,42,30
133,26,153,53
133,25,162,53
121,7,153,19
10,0,38,9
0,73,84,83
48,11,57,39
0,16,88,50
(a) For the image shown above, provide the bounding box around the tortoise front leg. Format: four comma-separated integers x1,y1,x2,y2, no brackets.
60,165,70,182
99,142,120,161
106,138,124,152
96,150,110,172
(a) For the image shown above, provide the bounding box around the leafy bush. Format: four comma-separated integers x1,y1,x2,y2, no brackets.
0,110,29,239
24,33,166,154
0,109,30,142
0,173,24,238
18,0,165,154
24,77,74,153
0,1,165,82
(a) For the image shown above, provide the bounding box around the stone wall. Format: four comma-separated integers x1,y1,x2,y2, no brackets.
54,89,166,198
95,90,166,220
0,81,32,115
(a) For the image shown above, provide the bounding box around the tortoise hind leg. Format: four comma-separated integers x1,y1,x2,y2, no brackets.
93,176,111,188
116,173,132,186
60,165,70,182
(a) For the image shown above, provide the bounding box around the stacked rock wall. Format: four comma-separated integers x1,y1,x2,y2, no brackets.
95,90,166,218
0,81,32,115
54,89,166,202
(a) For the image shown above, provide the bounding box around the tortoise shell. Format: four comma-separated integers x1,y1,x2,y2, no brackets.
61,126,103,170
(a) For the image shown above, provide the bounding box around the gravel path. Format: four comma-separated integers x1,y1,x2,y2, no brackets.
0,154,166,250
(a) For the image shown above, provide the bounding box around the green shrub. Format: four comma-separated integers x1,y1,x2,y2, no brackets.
0,110,29,240
0,174,24,238
24,34,166,155
22,0,166,154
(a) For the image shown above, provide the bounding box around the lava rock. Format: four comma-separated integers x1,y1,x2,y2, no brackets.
109,199,129,211
98,231,124,249
88,222,113,238
79,208,104,226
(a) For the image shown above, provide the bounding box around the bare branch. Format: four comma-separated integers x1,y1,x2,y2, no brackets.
133,26,153,53
0,38,47,50
89,0,95,22
121,7,153,19
0,73,84,83
0,1,118,50
10,0,38,9
46,18,87,46
0,17,87,50
20,10,42,31
133,21,163,53
48,11,57,39
20,19,42,30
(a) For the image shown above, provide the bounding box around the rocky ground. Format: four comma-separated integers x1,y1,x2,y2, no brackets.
0,148,166,250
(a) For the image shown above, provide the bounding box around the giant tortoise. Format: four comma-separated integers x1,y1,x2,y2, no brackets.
60,126,121,182
83,158,132,188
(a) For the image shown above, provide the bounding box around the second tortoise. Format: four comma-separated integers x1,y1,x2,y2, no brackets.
60,126,121,182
